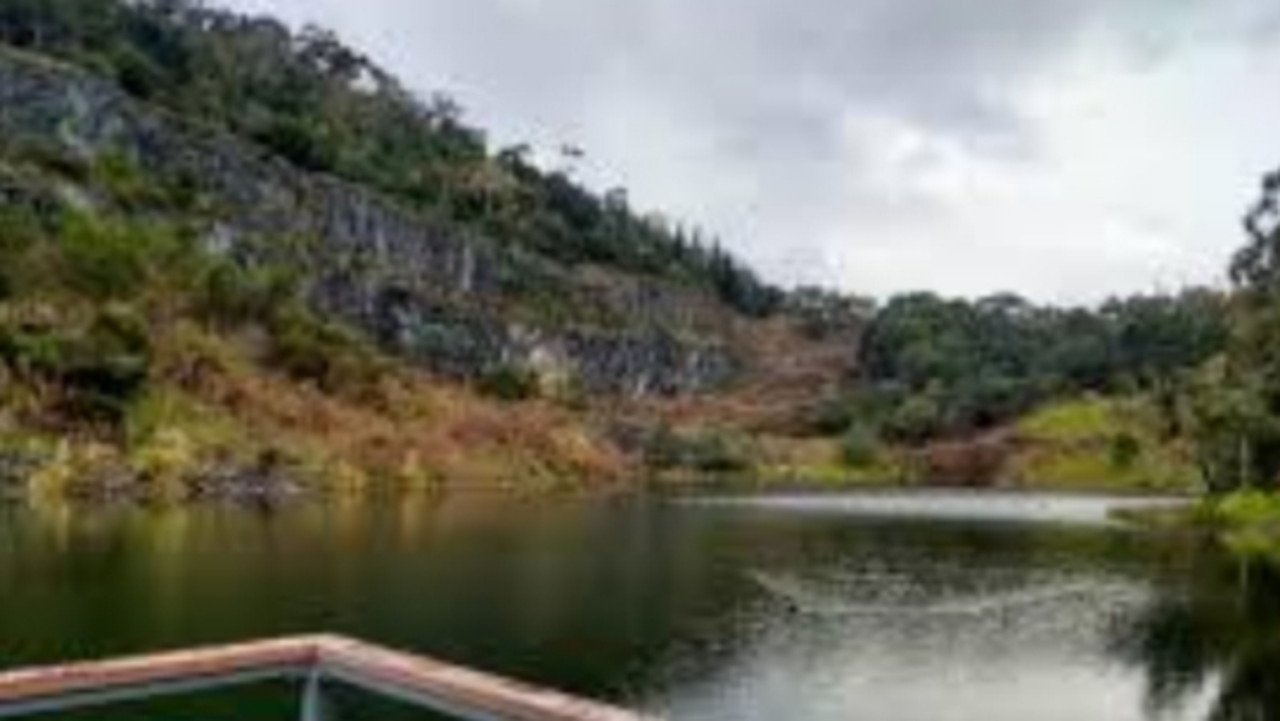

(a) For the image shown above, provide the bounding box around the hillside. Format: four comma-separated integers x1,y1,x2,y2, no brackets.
0,0,1270,502
0,0,863,500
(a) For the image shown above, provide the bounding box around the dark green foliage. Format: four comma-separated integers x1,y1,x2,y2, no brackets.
884,394,944,444
0,315,60,378
689,433,753,473
1188,361,1280,494
858,289,1227,442
11,138,91,182
476,363,541,402
54,213,187,301
1110,432,1143,470
252,118,336,173
1234,169,1280,290
0,0,780,316
644,425,754,474
840,423,879,468
267,307,385,394
809,393,858,436
58,215,144,300
0,211,185,425
91,152,170,210
0,206,42,299
0,203,390,434
196,262,299,329
58,305,151,421
113,44,165,99
1187,169,1280,492
0,304,151,423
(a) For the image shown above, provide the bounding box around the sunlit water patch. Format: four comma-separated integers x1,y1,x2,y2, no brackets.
679,490,1188,525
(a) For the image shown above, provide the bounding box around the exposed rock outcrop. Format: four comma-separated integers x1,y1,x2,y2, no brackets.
0,47,739,395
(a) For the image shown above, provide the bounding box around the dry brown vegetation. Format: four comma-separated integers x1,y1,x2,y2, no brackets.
146,322,630,493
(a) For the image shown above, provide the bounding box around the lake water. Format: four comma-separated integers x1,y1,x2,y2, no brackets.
0,491,1271,721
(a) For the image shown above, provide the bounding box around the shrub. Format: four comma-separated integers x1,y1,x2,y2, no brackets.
644,425,755,474
643,424,684,470
1110,431,1143,470
0,206,43,299
113,45,165,99
268,307,385,395
196,261,299,328
55,214,183,300
92,152,166,210
12,139,90,182
840,424,880,468
884,394,943,444
0,318,61,375
55,305,152,423
476,363,541,402
809,393,855,436
253,117,336,173
806,387,904,439
689,432,754,473
1,305,153,425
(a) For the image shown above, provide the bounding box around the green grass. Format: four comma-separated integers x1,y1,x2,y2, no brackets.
1210,491,1280,562
1124,492,1280,565
1118,491,1280,566
1016,395,1133,442
1012,444,1198,493
1010,395,1201,493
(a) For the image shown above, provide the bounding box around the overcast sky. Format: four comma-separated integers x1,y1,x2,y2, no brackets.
220,0,1280,304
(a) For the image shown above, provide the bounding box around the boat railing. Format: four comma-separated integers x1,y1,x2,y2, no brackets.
0,635,657,721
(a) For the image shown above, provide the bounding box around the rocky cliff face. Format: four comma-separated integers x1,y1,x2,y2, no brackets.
0,47,739,395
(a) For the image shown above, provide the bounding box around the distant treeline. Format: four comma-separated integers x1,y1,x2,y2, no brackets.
827,164,1280,494
821,290,1229,443
0,0,782,316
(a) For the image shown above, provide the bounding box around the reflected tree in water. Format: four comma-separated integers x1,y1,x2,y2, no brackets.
1112,553,1280,721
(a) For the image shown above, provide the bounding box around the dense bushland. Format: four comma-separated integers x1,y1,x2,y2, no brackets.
843,290,1227,442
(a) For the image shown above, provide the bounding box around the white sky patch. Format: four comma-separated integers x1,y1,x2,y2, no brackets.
820,32,1280,302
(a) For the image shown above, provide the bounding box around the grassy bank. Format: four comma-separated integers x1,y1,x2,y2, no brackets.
1194,492,1280,562
1111,491,1280,568
1007,397,1200,493
645,396,1206,494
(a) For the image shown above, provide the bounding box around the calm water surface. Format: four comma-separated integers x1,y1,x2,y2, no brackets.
0,491,1274,720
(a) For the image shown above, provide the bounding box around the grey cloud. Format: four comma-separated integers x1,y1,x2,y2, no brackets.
220,0,1280,301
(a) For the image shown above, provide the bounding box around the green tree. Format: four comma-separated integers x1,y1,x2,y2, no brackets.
1187,168,1280,492
885,394,943,444
859,288,1225,443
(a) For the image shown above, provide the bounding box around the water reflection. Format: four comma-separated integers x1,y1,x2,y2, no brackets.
0,493,1277,721
1113,552,1280,721
644,509,1185,721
